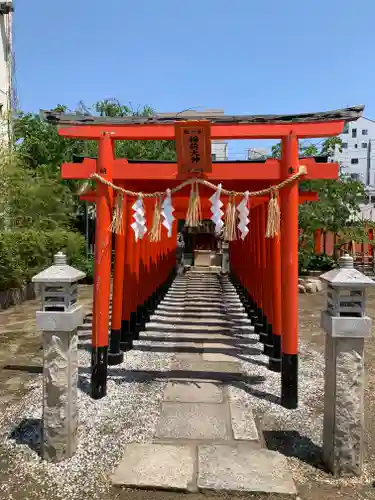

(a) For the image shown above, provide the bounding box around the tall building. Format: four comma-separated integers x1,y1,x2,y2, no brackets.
0,1,14,144
211,140,228,161
333,116,375,220
333,116,375,185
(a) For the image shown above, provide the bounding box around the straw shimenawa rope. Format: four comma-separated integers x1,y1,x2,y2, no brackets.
185,182,202,227
223,195,237,242
149,196,162,242
87,165,306,199
86,165,307,239
109,191,125,234
265,190,280,238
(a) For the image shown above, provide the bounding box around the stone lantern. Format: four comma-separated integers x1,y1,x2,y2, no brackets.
320,253,374,477
32,251,86,462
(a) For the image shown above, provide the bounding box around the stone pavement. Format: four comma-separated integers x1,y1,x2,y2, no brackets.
112,270,296,497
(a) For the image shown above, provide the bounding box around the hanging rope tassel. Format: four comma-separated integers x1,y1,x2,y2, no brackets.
186,182,202,227
110,192,125,234
149,196,162,242
266,191,280,238
224,196,237,241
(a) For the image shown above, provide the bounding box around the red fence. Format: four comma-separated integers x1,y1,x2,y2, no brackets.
314,229,375,266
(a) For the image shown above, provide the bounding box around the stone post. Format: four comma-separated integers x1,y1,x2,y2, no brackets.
320,254,374,476
32,252,85,462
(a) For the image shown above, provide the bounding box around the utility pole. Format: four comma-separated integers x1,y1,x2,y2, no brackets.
0,1,14,230
0,2,14,142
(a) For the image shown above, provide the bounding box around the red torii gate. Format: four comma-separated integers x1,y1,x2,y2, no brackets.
45,105,364,408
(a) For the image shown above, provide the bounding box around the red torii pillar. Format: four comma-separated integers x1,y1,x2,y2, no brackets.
280,133,299,409
121,200,136,350
108,190,128,365
91,133,114,399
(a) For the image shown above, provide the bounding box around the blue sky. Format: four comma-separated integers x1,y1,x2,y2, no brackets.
14,0,375,158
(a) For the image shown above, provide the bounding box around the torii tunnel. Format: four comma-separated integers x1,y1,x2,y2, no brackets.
44,105,364,409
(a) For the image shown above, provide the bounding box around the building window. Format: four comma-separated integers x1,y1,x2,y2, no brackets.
350,173,360,181
342,142,348,148
211,154,216,161
362,142,367,148
362,129,368,135
354,144,358,148
351,158,359,164
352,128,357,138
342,123,349,134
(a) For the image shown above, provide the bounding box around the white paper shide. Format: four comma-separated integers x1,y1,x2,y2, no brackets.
237,191,249,240
161,189,175,237
210,183,224,235
131,196,147,241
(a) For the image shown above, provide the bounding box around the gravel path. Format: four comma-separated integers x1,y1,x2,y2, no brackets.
0,315,174,500
1,283,375,500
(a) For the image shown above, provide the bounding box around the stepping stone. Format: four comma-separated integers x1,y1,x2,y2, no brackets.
197,445,297,496
169,304,227,310
157,309,226,316
147,322,230,332
164,298,221,303
228,399,260,441
152,311,227,318
203,352,240,363
112,443,195,491
172,358,243,376
201,343,242,364
155,402,230,440
152,317,231,326
171,333,233,341
164,381,224,403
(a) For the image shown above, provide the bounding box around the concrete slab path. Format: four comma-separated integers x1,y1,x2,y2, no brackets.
111,269,296,497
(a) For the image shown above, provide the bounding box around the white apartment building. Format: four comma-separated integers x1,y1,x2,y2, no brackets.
333,116,375,220
211,140,228,161
333,116,375,184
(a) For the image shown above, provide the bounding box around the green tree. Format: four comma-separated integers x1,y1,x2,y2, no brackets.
270,136,365,232
12,99,177,232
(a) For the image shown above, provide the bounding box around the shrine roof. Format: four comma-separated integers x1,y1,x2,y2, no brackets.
71,154,330,164
41,105,364,127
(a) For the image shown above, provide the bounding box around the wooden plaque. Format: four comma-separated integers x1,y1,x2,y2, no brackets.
175,120,212,174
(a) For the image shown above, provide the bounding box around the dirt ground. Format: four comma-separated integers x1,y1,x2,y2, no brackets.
0,286,375,499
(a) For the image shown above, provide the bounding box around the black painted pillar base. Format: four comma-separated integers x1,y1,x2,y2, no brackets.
267,333,281,372
91,346,108,400
281,353,298,409
108,328,124,365
120,319,133,351
134,305,145,340
129,311,138,340
258,320,270,344
263,343,273,357
268,356,281,372
146,296,154,316
260,318,273,350
254,313,264,336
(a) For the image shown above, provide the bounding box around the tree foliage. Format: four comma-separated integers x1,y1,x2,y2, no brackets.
271,137,366,233
0,99,178,289
12,99,177,232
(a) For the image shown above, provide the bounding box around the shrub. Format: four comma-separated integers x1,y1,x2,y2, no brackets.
298,248,335,274
71,254,94,283
0,229,85,291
